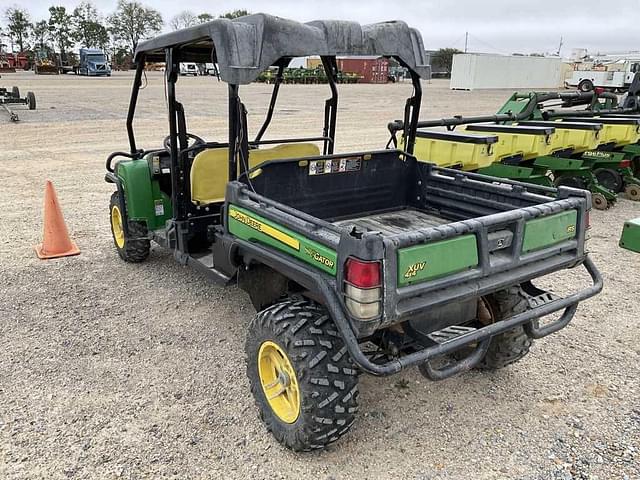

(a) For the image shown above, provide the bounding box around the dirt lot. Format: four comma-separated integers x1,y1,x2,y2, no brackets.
1,72,639,480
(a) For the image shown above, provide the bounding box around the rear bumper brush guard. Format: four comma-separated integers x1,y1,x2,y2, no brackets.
323,257,603,378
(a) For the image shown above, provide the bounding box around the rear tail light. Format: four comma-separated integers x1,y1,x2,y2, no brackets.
344,258,382,320
345,258,380,288
619,159,631,168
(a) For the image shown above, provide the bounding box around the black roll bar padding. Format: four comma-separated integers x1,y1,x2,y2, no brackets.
175,101,192,204
126,59,145,155
228,84,240,182
254,64,284,143
418,337,491,381
400,69,423,155
239,101,250,179
176,101,188,155
320,56,338,155
106,151,136,172
166,47,183,222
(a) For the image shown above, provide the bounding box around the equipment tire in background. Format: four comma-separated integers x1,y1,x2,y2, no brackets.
11,86,19,98
109,192,150,262
26,91,36,110
591,193,610,210
554,175,587,190
594,168,624,193
625,183,640,201
246,299,359,451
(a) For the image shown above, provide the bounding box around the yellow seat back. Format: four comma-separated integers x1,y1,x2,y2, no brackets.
190,143,320,204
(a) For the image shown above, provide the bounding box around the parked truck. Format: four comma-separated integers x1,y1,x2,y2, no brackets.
567,58,640,92
75,48,111,76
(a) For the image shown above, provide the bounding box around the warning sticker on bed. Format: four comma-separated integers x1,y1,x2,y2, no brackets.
154,199,165,216
309,157,362,176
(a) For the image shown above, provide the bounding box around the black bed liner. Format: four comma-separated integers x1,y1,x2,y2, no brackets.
333,208,448,236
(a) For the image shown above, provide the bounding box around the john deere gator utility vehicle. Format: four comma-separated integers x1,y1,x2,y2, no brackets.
106,14,602,451
390,84,640,210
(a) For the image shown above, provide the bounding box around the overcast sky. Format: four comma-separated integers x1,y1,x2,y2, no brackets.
2,0,638,55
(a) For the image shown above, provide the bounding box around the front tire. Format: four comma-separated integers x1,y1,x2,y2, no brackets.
109,192,150,262
246,299,359,451
578,79,594,92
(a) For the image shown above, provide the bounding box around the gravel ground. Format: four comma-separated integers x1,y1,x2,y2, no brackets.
0,72,639,480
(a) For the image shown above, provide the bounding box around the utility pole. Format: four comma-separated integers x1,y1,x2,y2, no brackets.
464,31,468,53
557,36,563,56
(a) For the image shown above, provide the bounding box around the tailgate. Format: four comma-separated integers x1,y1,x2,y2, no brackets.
381,166,589,326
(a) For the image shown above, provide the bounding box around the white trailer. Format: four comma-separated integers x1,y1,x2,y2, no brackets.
566,59,640,92
450,54,562,90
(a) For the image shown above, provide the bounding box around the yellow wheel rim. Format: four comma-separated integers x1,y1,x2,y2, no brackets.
111,205,125,249
258,341,300,423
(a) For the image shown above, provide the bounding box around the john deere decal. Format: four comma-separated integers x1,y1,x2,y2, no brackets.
229,208,300,250
228,205,338,276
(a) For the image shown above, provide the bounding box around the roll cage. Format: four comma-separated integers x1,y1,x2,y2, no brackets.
120,14,429,225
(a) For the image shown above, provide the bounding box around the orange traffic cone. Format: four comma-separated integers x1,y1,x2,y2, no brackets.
34,180,80,259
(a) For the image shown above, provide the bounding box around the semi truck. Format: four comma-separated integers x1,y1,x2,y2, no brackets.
75,48,111,76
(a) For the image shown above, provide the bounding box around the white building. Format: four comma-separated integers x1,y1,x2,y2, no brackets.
450,53,563,90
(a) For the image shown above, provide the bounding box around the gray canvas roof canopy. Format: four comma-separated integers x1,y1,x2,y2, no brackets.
134,13,430,84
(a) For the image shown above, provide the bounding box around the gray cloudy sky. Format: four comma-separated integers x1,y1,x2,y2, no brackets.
3,0,638,55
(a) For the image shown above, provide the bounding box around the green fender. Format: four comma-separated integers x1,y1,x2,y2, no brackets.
116,157,172,231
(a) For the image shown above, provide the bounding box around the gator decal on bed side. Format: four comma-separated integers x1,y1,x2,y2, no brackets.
228,205,337,275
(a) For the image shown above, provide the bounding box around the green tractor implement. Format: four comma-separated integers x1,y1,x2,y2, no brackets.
389,85,640,210
0,85,36,122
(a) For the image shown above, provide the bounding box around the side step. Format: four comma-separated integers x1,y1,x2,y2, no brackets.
184,251,234,285
427,325,477,344
419,325,490,381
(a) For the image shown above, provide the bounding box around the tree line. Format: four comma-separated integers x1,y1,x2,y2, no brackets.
0,2,249,68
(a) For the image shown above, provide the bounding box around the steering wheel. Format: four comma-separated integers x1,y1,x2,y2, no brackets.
163,133,206,153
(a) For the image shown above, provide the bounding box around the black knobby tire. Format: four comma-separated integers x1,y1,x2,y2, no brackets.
109,192,150,262
477,287,533,370
246,299,359,451
11,86,19,98
594,168,624,193
26,91,36,110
